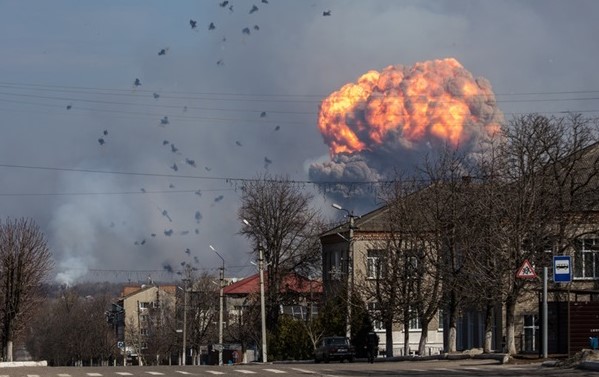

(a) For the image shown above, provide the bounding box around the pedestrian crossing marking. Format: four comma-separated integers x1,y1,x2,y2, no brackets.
290,368,315,374
87,374,102,377
146,373,164,376
234,370,256,374
116,373,133,376
175,372,193,375
205,371,226,375
27,375,40,377
58,374,71,377
263,369,286,374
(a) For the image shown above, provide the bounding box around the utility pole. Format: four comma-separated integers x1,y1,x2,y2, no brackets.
258,242,268,363
181,278,189,366
210,245,226,366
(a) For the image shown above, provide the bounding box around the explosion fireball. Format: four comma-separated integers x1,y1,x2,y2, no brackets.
309,58,503,196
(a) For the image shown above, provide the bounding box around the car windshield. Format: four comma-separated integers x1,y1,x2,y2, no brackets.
327,338,348,345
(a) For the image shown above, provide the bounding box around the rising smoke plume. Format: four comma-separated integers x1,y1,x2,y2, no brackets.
309,58,503,206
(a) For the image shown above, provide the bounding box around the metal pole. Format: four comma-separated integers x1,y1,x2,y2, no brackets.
259,243,268,363
182,279,188,366
542,266,548,359
346,214,354,340
218,264,224,366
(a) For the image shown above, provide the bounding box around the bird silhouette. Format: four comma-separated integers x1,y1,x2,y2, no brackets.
158,48,167,56
274,125,280,131
205,166,212,171
194,189,202,196
153,92,160,99
171,163,178,172
185,158,196,167
171,144,178,153
162,209,173,222
66,104,72,110
209,22,216,30
190,19,197,29
163,140,170,145
134,78,142,86
98,138,105,145
160,116,169,125
217,59,224,66
253,25,260,31
164,229,174,237
250,5,259,14
235,141,242,146
260,111,267,118
219,1,229,7
140,188,146,193
185,248,191,255
242,27,250,35
169,183,175,189
103,130,108,135
195,210,202,223
262,0,269,3
264,156,272,168
214,195,224,202
323,10,332,16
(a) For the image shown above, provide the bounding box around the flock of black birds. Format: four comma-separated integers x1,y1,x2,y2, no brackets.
71,1,333,273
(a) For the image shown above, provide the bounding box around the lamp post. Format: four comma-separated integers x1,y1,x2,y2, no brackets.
181,278,190,366
332,203,358,341
210,245,225,366
243,219,268,363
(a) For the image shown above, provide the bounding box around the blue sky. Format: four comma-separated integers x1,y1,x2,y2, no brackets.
1,0,598,284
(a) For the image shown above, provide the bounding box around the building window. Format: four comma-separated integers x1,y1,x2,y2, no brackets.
366,250,384,279
438,309,444,330
522,314,538,352
408,307,421,331
140,314,149,322
574,239,599,279
367,302,384,331
140,328,149,336
139,302,150,309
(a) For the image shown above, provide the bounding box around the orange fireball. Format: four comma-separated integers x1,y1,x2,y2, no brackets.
318,58,501,155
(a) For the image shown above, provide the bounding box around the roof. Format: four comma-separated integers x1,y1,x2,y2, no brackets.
120,284,177,300
223,272,322,295
320,204,391,239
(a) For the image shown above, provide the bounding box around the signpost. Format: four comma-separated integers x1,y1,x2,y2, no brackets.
553,255,572,283
516,259,537,279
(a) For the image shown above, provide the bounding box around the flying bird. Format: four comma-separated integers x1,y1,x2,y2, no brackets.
204,166,212,171
140,188,146,193
190,19,197,29
262,0,269,3
162,209,173,222
181,230,190,235
274,125,280,131
214,195,224,202
264,156,272,168
169,183,175,188
323,10,332,16
134,78,141,86
208,22,215,30
103,130,108,136
164,229,173,237
195,229,200,235
171,143,178,153
183,106,188,112
253,25,260,31
185,158,196,167
66,104,72,110
235,140,242,146
185,248,191,255
250,5,259,14
219,1,229,7
171,163,178,172
217,59,224,66
158,48,167,56
242,27,250,35
160,116,169,125
153,92,160,99
98,138,105,145
194,189,202,196
195,210,202,223
260,111,267,118
163,140,170,145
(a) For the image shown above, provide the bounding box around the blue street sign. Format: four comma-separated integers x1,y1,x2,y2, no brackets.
553,256,572,283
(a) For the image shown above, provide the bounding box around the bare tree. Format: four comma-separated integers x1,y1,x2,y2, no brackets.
239,173,324,332
0,217,53,361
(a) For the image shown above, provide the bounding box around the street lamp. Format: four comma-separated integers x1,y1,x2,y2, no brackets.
332,203,359,341
242,219,268,363
181,278,190,366
210,245,225,366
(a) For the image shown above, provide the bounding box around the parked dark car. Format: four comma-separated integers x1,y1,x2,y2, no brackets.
314,336,355,363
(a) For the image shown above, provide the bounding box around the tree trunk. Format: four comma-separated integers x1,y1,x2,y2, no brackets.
483,302,494,353
505,295,517,355
5,340,12,362
385,318,394,357
418,324,429,356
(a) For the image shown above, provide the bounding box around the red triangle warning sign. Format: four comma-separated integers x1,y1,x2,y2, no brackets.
516,259,537,279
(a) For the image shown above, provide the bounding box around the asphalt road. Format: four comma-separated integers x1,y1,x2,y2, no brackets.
0,359,594,377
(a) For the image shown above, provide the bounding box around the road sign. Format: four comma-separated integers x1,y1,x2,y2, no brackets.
516,259,537,279
553,255,572,283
